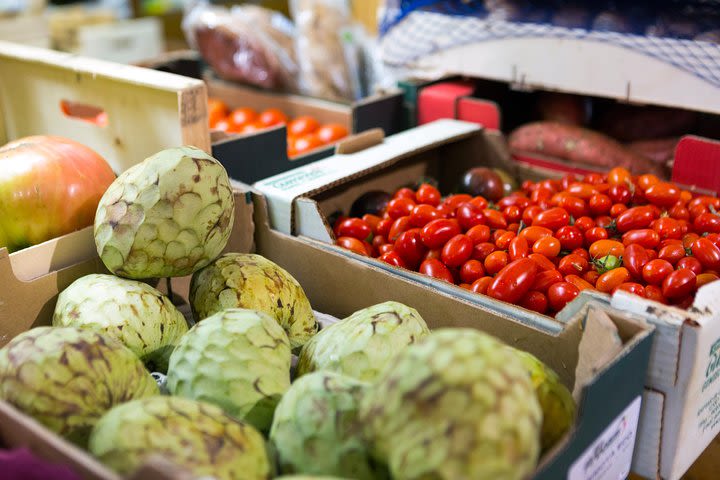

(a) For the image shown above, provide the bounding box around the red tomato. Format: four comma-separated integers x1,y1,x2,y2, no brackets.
584,173,605,185
558,254,589,276
409,204,440,228
420,219,461,249
595,216,614,229
585,227,609,245
642,259,674,285
651,217,682,240
707,233,720,249
662,269,697,299
207,98,229,128
456,203,486,231
386,197,416,219
616,206,656,232
677,256,703,275
532,269,564,292
495,231,516,250
596,268,631,293
561,174,580,190
498,194,531,210
380,251,405,267
572,248,590,261
637,174,660,190
393,188,416,200
693,213,720,234
316,124,349,144
555,226,584,251
288,116,320,137
484,251,509,275
469,196,489,210
520,291,549,314
471,276,493,294
566,183,598,199
503,205,522,223
443,194,472,210
473,242,496,262
574,216,596,232
547,282,580,311
258,108,288,126
623,244,650,278
378,243,393,255
622,229,660,248
466,224,491,244
529,253,556,272
645,182,681,207
482,209,508,230
394,230,427,267
362,214,381,233
533,236,561,257
460,259,485,284
584,270,600,285
227,107,258,130
608,167,632,186
372,234,386,249
658,243,686,265
609,184,632,204
522,205,543,225
557,196,587,218
337,236,369,256
697,272,720,288
565,274,595,291
682,232,701,249
487,258,539,303
424,248,440,261
388,216,412,241
532,207,570,230
691,238,720,271
335,218,371,241
589,194,612,215
518,226,553,245
509,236,530,261
644,285,667,304
415,184,441,206
669,204,690,221
419,259,454,283
376,217,392,237
508,223,520,233
589,239,625,259
441,234,474,268
613,282,646,298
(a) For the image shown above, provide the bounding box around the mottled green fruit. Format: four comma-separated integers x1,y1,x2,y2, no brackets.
94,146,234,279
0,327,158,447
297,301,429,381
270,372,386,479
167,308,291,432
510,349,576,452
360,329,542,480
89,396,271,479
52,274,188,373
190,253,317,349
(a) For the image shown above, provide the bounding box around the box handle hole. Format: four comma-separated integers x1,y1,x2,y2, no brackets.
60,100,109,128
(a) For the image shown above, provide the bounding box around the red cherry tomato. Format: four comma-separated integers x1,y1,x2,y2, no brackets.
420,219,461,249
316,124,349,144
393,188,416,201
456,203,486,231
335,218,371,241
533,236,561,257
658,243,686,265
565,274,595,291
443,194,472,210
682,233,701,249
596,267,631,293
694,212,720,234
473,242,496,262
522,205,543,226
637,174,660,191
595,216,614,229
555,226,584,251
258,108,288,126
495,231,516,250
623,244,650,279
566,183,598,200
642,259,674,285
529,253,556,272
557,196,587,218
508,236,530,261
574,216,596,232
483,209,508,230
394,230,427,267
337,236,369,256
645,182,681,207
376,217,392,237
362,214,381,233
584,173,605,185
380,250,406,267
691,238,720,271
608,167,632,186
589,194,612,215
644,285,667,304
609,184,632,204
621,229,660,249
388,216,412,241
697,272,720,288
466,224,491,244
669,204,690,221
558,254,589,276
616,206,656,232
520,291,549,314
288,115,320,136
419,258,454,283
415,183,441,206
409,204,441,228
662,269,697,300
613,282,646,298
460,259,485,284
386,197,416,219
503,205,522,223
585,227,609,245
532,207,570,230
584,270,600,285
484,251,509,275
532,269,564,293
547,282,580,311
677,256,703,275
471,276,493,294
486,258,538,304
652,217,683,240
441,234,474,268
378,243,394,255
572,248,590,261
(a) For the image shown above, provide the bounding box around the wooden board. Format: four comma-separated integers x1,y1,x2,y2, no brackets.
0,40,210,174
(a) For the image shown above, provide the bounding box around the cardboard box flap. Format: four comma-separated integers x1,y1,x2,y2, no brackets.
253,119,482,234
632,390,665,479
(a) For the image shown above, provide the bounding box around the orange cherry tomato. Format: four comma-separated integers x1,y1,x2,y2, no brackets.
484,251,509,275
258,108,289,127
519,226,553,244
336,236,369,256
608,167,632,187
288,116,320,137
565,274,595,291
589,240,625,259
533,236,561,257
293,133,323,155
637,174,660,191
316,124,349,144
697,272,720,288
227,107,258,130
208,98,229,128
529,253,556,272
596,267,631,293
471,276,493,294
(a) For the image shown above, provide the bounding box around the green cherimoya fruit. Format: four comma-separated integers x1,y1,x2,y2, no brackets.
190,253,317,349
94,146,234,279
0,326,158,447
89,396,271,480
297,301,429,381
359,328,542,480
510,348,576,452
52,274,188,373
166,308,291,432
270,372,386,479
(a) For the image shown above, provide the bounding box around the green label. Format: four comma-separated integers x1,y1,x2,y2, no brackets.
704,337,720,392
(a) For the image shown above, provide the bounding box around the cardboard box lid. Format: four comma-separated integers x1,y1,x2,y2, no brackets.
253,119,481,235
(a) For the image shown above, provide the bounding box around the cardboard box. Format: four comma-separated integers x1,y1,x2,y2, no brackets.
0,185,654,480
0,40,210,279
253,119,720,479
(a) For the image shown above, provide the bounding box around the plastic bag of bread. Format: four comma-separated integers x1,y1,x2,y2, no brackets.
182,1,299,91
290,0,362,102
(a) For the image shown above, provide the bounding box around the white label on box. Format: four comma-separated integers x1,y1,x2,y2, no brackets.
568,395,642,480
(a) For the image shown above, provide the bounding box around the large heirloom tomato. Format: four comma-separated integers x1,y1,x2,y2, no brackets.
0,136,116,252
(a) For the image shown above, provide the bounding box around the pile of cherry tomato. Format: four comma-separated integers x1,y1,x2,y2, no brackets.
333,167,720,316
208,98,349,158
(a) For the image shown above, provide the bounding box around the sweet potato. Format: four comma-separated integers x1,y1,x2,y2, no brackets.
508,122,666,176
